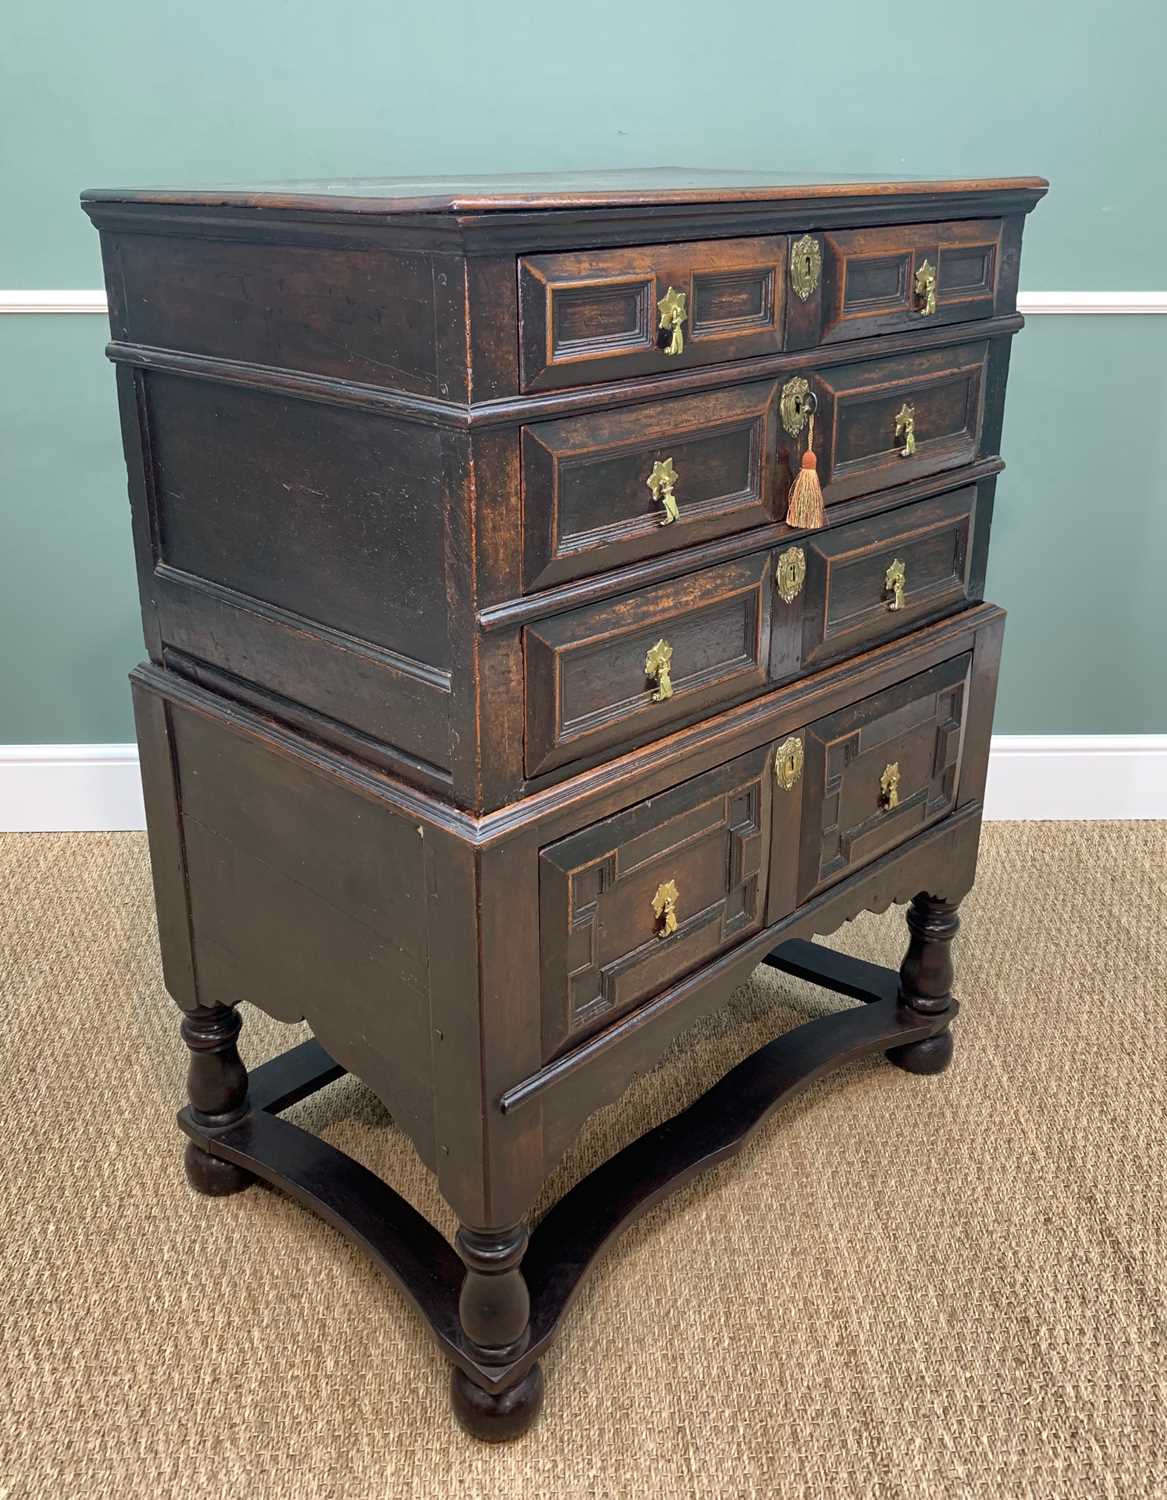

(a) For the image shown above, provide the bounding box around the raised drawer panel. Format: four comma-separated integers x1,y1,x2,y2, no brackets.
778,342,988,509
519,237,787,390
521,381,780,590
785,219,1005,349
794,654,971,901
524,554,774,777
793,487,980,672
539,745,772,1056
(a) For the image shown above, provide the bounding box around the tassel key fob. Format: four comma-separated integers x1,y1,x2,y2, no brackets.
784,391,825,530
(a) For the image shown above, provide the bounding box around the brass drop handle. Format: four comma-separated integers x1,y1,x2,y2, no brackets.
658,286,687,357
648,458,680,525
651,879,680,939
645,638,674,702
880,762,901,810
895,403,916,457
914,258,937,316
885,557,907,611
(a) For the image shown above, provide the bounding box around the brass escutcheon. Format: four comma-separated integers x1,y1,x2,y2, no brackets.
914,258,937,316
895,403,916,458
780,375,814,438
647,457,680,525
658,286,687,356
885,557,907,611
774,735,804,791
651,879,680,939
790,234,822,301
880,762,901,810
776,545,807,604
645,638,674,702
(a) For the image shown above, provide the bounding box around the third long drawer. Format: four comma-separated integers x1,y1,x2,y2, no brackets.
524,479,990,778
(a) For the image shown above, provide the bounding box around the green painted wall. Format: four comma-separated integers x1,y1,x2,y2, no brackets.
1,0,1164,741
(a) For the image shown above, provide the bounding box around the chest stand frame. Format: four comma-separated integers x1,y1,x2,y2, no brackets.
177,905,958,1443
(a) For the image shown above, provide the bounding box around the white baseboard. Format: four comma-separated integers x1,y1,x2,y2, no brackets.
983,735,1167,820
0,744,146,832
1,736,1165,832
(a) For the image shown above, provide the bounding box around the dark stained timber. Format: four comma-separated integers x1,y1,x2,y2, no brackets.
179,941,955,1435
86,169,1041,1441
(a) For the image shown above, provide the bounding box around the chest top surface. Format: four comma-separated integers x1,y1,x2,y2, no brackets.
81,166,1048,215
81,170,1044,225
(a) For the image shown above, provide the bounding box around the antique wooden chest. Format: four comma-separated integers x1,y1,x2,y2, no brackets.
83,168,1046,1440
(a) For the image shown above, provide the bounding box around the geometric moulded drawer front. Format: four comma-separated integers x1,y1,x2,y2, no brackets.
776,342,989,510
519,236,787,391
795,653,972,901
523,552,775,778
538,744,772,1058
787,218,1005,349
520,380,781,591
792,486,979,673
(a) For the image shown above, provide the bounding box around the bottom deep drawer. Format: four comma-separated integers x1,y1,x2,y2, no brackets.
538,648,975,1055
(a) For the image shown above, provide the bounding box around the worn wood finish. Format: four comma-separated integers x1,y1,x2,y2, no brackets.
518,236,788,390
778,339,992,509
177,916,956,1440
539,745,771,1057
796,653,971,901
523,551,775,776
795,485,983,671
88,172,1040,1441
521,381,780,590
787,218,1008,350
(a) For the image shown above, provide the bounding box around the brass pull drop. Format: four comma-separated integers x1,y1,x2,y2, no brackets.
885,557,906,612
914,258,937,316
880,762,901,810
658,286,687,357
648,458,680,525
645,638,674,702
895,403,916,457
651,880,680,939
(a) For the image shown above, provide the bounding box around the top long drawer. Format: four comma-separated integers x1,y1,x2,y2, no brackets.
518,219,1009,391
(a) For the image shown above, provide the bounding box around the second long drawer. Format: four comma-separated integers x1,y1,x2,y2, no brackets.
520,336,1006,591
523,481,989,777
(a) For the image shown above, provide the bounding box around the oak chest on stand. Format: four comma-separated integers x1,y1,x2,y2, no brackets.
83,168,1046,1441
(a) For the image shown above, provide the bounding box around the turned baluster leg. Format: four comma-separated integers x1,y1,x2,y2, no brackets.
181,1004,255,1196
886,892,959,1075
450,1222,544,1442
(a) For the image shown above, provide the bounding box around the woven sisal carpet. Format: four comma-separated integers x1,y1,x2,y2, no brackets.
1,824,1164,1498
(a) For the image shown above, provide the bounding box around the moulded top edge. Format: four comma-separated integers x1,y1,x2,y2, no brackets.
79,168,1049,217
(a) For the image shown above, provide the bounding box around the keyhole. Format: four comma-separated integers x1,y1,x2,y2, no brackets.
803,253,813,281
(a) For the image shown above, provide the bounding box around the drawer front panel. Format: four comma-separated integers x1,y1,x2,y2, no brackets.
524,554,773,777
539,745,772,1056
778,342,988,509
795,654,970,900
521,381,780,590
519,237,787,390
786,219,1004,348
795,487,979,672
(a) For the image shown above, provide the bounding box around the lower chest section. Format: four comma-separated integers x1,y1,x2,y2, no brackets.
537,648,974,1058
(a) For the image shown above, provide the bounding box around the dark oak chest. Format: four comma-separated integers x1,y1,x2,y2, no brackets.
84,168,1045,1441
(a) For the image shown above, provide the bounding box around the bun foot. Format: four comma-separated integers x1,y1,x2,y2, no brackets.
184,1140,254,1197
451,1363,544,1443
886,1026,953,1076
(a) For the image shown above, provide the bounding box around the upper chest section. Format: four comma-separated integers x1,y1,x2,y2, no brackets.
82,174,1046,411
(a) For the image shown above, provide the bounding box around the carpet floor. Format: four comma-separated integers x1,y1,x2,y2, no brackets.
1,824,1164,1499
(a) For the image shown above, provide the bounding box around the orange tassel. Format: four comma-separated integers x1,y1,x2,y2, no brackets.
785,413,825,530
